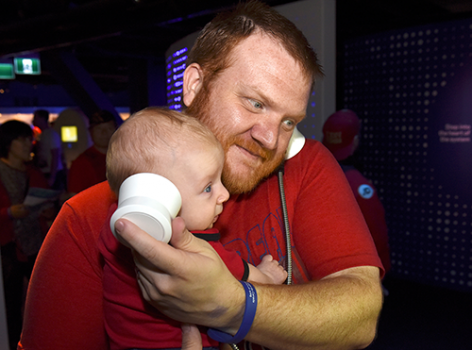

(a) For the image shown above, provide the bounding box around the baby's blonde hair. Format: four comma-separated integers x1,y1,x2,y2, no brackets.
106,107,221,194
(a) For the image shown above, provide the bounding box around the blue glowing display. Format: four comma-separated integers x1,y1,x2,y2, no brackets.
166,46,188,111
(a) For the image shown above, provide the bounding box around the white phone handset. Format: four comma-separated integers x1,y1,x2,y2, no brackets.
110,173,182,244
285,127,306,159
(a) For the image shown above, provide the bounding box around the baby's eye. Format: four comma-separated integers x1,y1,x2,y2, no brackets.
204,184,212,193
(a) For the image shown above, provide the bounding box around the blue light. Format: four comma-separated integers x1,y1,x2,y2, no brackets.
173,64,186,73
172,48,188,57
173,56,187,65
173,72,184,80
167,17,183,24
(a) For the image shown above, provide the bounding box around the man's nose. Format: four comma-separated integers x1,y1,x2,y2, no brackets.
250,120,279,150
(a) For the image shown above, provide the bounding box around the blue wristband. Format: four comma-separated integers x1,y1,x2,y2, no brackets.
207,281,258,344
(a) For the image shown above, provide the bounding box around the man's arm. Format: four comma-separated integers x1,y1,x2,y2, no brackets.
116,218,383,350
248,266,382,350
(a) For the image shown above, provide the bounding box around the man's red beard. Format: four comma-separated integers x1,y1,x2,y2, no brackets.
218,134,285,194
186,82,285,194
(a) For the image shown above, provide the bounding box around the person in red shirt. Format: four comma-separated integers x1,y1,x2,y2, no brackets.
68,110,117,195
322,109,391,274
20,3,384,349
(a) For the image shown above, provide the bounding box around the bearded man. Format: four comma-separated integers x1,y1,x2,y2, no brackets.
20,2,383,350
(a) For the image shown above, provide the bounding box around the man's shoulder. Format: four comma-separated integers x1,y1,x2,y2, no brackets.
41,128,62,146
294,138,330,160
67,181,116,214
285,138,335,172
71,147,97,165
42,127,60,138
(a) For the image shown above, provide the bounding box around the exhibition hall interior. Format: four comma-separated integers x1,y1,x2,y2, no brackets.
1,1,471,349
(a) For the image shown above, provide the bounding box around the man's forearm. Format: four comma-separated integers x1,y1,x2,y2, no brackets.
117,219,383,349
245,266,383,350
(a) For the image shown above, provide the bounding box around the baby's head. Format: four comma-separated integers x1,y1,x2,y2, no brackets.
107,107,229,231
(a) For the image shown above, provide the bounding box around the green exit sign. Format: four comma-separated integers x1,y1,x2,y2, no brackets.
14,57,41,75
0,64,15,79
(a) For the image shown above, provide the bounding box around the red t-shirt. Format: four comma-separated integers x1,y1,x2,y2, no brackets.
68,146,107,194
19,140,382,350
99,203,248,349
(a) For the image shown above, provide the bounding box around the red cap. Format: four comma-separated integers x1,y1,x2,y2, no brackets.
322,109,360,161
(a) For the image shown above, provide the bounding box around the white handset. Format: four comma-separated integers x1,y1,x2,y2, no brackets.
110,173,182,244
286,127,305,159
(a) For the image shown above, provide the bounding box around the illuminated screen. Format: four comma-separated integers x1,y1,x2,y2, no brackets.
166,47,187,110
165,31,199,111
61,126,78,142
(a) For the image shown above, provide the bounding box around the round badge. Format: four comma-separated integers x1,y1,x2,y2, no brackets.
358,184,374,199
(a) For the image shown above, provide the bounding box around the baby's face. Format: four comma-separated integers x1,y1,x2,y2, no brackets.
171,142,229,231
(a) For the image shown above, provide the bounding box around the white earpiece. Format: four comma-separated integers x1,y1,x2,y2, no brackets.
110,173,182,244
286,127,306,159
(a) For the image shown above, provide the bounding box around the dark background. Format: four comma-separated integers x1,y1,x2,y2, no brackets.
2,0,472,111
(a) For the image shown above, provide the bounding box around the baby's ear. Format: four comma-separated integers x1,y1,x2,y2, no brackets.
182,63,204,107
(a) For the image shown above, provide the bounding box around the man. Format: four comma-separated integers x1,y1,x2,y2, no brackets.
32,109,66,190
20,2,383,350
68,110,117,195
322,109,391,274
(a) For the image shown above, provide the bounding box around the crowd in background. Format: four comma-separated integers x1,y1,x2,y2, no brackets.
0,108,117,350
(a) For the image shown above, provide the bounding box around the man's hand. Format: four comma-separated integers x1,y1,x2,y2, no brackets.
114,217,245,331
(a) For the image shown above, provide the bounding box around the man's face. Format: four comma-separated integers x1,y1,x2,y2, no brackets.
187,33,311,194
32,114,43,128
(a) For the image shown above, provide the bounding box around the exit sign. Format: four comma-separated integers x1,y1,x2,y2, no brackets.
0,64,15,79
14,57,41,75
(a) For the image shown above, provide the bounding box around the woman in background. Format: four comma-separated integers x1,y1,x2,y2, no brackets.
0,120,52,350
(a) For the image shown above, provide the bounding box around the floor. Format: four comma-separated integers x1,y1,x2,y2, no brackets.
366,275,472,350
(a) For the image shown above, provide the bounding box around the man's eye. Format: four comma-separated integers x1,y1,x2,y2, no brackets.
204,185,212,193
283,119,295,128
250,99,263,109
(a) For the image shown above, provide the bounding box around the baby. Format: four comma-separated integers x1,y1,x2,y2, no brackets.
100,107,287,350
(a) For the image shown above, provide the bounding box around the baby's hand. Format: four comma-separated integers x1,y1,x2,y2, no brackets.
181,323,202,350
256,254,287,284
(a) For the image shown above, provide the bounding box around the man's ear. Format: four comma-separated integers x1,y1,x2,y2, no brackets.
182,63,204,107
